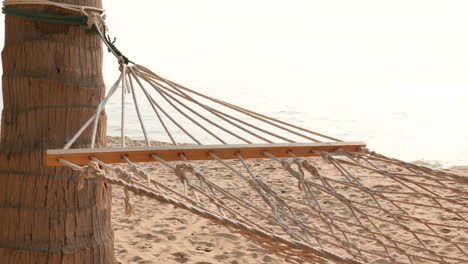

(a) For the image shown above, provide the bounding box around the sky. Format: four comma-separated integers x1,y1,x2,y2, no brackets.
98,0,468,88
1,0,467,90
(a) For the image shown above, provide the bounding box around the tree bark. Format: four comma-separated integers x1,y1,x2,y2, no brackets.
0,0,115,263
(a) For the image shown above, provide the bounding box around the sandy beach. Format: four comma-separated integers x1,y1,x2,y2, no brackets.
109,137,284,264
106,137,468,264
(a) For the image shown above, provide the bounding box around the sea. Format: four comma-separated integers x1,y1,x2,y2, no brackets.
105,82,468,168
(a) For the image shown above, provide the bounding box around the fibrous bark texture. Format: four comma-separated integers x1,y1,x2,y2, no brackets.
0,0,115,263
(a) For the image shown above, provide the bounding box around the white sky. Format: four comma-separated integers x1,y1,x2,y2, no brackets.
0,0,467,88
100,0,468,88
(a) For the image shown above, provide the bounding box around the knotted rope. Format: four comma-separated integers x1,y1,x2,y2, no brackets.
63,159,358,264
56,137,468,264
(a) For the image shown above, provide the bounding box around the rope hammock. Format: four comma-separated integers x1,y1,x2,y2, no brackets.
4,1,468,263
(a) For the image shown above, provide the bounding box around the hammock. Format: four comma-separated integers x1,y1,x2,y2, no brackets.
4,1,468,263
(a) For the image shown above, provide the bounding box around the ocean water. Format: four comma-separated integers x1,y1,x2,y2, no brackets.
106,82,468,167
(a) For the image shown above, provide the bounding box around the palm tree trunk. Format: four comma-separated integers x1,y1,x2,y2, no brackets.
0,0,115,263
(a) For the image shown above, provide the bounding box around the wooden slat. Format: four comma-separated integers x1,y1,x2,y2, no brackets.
46,141,366,167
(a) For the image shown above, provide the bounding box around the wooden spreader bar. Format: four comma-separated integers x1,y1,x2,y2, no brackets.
46,141,366,167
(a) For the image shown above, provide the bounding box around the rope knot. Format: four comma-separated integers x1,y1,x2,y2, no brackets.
77,161,101,190
175,164,190,184
115,168,133,182
86,11,107,33
186,164,206,187
280,159,292,170
118,56,126,66
302,161,321,178
315,151,332,163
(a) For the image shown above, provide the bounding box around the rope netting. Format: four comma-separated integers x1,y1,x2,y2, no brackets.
53,60,468,263
55,47,468,263
3,1,467,263
60,147,468,264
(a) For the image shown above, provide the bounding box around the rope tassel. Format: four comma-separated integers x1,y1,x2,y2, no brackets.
124,189,133,216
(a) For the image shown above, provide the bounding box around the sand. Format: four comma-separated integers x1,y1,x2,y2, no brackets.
109,137,285,264
107,137,468,264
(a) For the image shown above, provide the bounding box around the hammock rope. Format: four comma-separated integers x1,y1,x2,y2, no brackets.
52,59,468,263
58,148,468,264
67,159,357,264
3,1,468,263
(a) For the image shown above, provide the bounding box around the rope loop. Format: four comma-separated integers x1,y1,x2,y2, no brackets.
86,11,106,32
75,161,101,190
175,164,191,185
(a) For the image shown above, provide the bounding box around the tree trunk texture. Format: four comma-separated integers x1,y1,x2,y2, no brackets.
0,0,115,263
